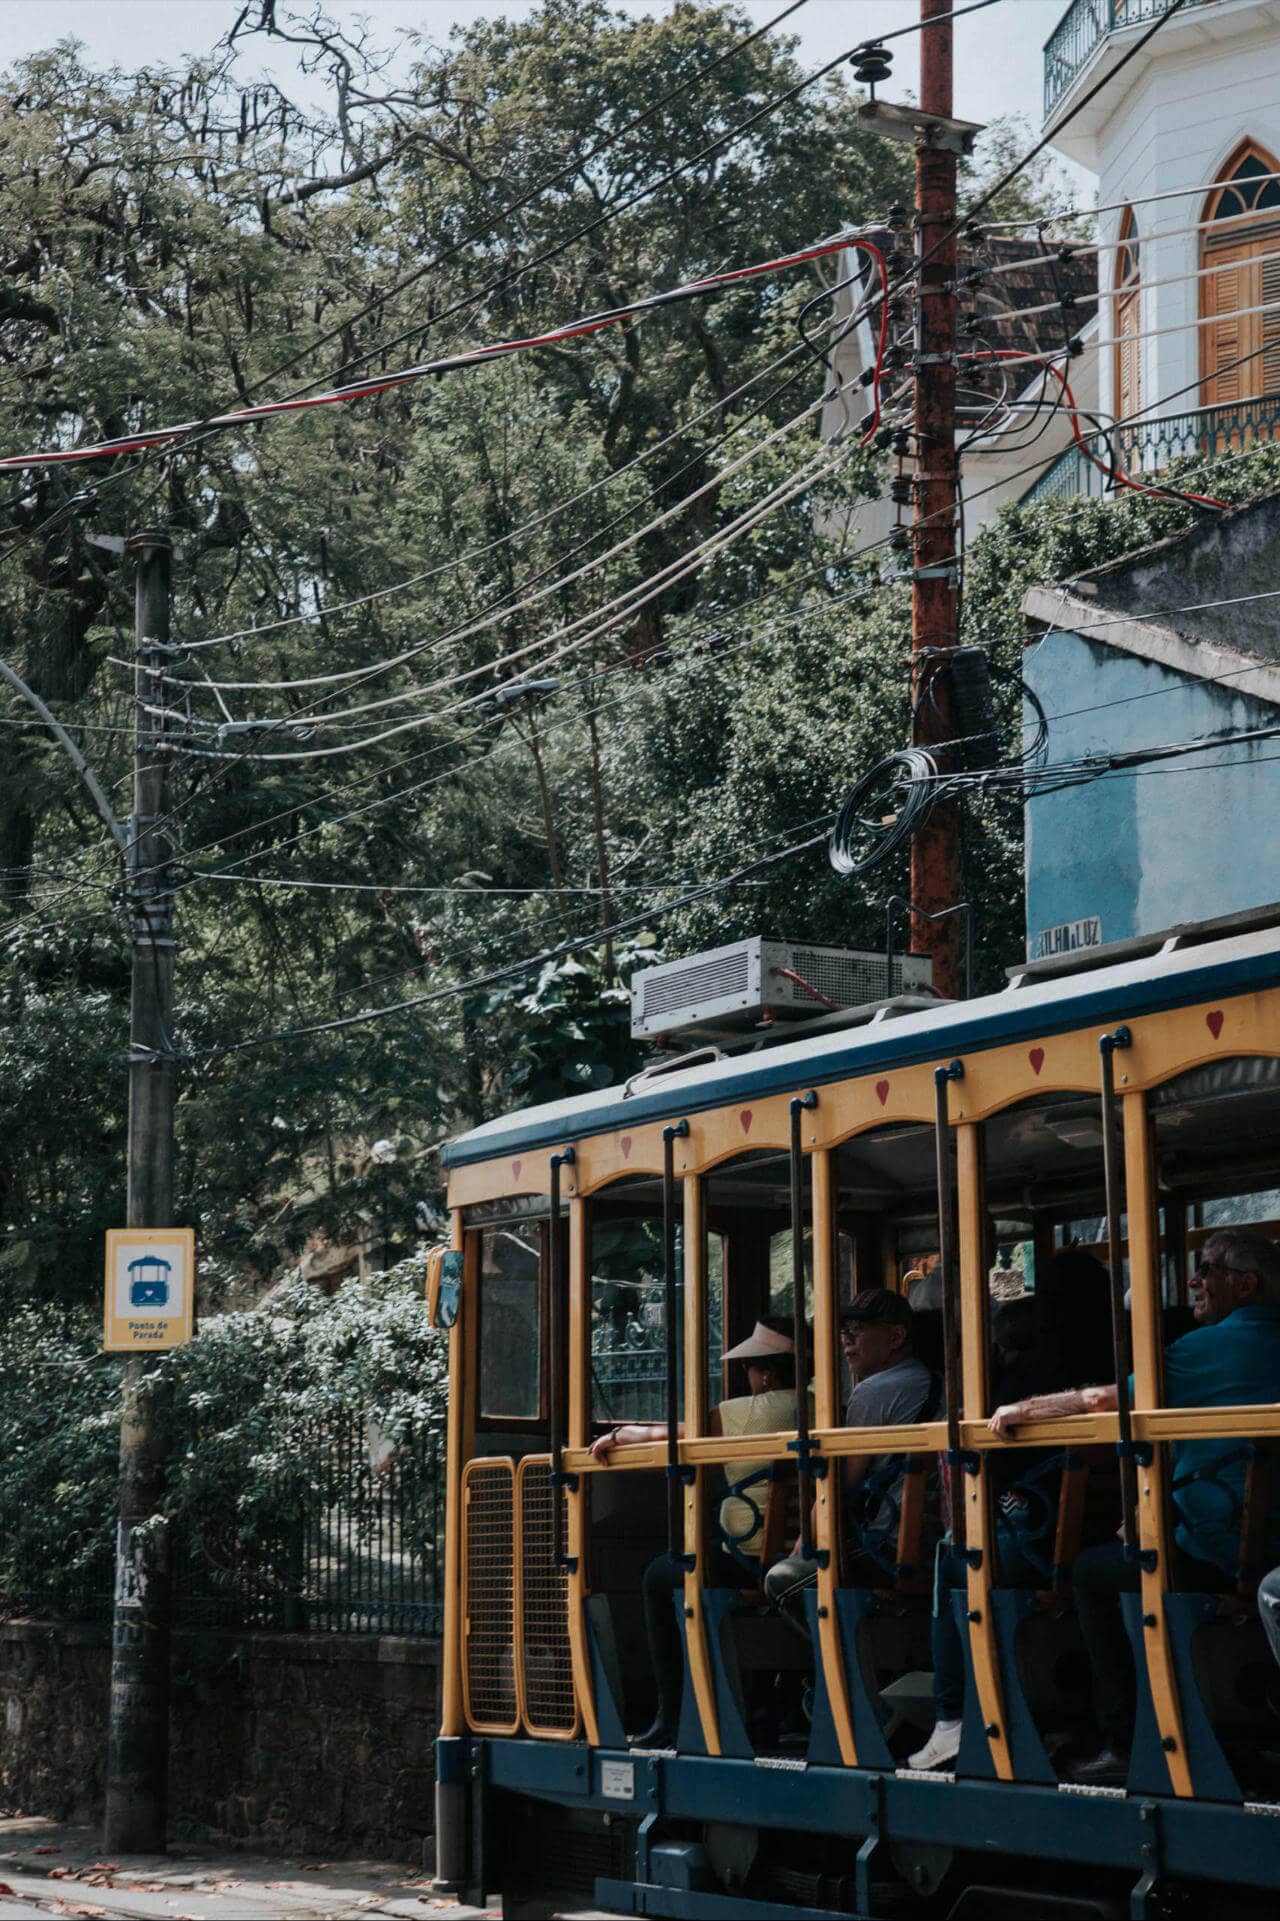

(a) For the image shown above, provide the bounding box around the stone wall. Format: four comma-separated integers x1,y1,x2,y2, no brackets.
0,1622,441,1866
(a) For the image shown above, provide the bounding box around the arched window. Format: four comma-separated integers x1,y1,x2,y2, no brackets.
1201,142,1280,407
1114,206,1141,426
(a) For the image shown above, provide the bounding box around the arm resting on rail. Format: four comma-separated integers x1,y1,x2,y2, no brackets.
988,1383,1118,1439
589,1408,722,1461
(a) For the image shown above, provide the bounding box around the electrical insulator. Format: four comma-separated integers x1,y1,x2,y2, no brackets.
889,475,913,506
888,250,912,277
851,42,893,92
961,314,983,337
884,203,909,233
964,222,986,245
891,428,912,457
875,425,896,451
889,525,911,553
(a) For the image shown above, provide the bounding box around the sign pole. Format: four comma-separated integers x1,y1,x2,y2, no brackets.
104,530,176,1853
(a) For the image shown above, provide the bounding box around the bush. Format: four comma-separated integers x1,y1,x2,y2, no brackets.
0,1258,446,1618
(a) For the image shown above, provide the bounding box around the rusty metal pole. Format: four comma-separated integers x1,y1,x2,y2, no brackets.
910,0,963,999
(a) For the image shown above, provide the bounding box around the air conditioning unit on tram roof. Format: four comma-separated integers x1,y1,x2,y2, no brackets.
630,936,934,1043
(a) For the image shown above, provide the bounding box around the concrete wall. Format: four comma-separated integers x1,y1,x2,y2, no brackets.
0,1622,441,1866
1023,628,1280,953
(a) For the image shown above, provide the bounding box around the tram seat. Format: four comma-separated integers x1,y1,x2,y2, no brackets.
1188,1444,1280,1753
1225,1439,1277,1606
1031,1447,1118,1607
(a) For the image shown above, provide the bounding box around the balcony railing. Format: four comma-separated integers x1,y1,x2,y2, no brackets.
1044,0,1215,118
1020,396,1280,505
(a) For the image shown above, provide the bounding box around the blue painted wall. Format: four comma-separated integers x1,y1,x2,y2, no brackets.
1023,631,1280,957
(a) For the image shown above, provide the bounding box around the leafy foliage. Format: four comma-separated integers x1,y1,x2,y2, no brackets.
0,0,1271,1325
0,1258,445,1614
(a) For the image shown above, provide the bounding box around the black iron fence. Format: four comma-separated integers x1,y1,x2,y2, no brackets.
0,1417,445,1637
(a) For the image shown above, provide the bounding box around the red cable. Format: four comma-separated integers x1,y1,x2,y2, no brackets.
966,346,1229,511
0,233,862,473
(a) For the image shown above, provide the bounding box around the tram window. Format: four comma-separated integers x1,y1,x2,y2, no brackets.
706,1229,726,1411
767,1229,854,1321
1153,1057,1280,1303
590,1213,665,1426
768,1229,810,1320
979,1095,1121,1396
478,1224,543,1421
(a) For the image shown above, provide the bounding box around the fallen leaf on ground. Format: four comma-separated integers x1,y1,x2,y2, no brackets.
299,1863,331,1870
47,1865,70,1878
212,1879,244,1890
34,1845,58,1854
66,1904,108,1917
84,1863,118,1873
265,1881,294,1889
0,1882,14,1896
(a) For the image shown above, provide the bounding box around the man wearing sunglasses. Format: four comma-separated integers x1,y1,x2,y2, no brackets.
988,1228,1280,1783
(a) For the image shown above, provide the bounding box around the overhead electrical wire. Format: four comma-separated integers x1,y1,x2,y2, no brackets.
157,327,882,706
168,322,845,657
0,0,1214,991
986,167,1280,232
265,0,1005,410
0,235,864,473
181,823,834,1062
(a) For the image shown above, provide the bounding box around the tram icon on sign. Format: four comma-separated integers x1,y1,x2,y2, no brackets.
127,1254,172,1309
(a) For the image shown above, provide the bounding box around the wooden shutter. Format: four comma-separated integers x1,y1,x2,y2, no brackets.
1202,241,1255,406
1261,249,1280,395
1115,284,1142,424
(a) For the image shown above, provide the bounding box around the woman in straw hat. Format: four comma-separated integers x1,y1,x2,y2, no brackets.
589,1315,799,1747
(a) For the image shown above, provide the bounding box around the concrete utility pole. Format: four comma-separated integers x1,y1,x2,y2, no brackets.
104,530,176,1852
910,0,963,999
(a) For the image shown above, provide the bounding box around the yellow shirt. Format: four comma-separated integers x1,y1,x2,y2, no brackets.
717,1389,799,1558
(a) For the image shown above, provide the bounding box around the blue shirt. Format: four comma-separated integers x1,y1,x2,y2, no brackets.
1142,1304,1280,1575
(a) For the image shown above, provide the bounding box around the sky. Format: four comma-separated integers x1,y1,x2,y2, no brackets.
0,0,1090,200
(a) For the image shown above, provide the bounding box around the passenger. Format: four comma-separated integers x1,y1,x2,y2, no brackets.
908,1251,1113,1772
588,1315,799,1748
988,1229,1280,1782
764,1289,940,1620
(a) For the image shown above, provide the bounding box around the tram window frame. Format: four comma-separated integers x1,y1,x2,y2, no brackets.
474,1217,551,1432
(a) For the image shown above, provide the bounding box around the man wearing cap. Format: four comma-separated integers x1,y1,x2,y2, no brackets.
764,1287,939,1616
589,1314,800,1747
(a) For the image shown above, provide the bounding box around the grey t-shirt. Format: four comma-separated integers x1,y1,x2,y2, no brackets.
845,1356,935,1540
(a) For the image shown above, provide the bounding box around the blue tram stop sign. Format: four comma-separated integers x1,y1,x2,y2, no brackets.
127,1253,173,1308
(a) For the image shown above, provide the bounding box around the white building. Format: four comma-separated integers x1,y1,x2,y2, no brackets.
1044,0,1280,498
834,0,1280,548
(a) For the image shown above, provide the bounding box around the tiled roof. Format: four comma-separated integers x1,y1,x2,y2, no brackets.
972,235,1098,396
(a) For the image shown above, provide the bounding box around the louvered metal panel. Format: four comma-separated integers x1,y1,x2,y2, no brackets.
462,1458,519,1734
516,1456,578,1738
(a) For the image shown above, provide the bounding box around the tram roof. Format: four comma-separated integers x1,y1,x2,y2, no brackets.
440,916,1280,1170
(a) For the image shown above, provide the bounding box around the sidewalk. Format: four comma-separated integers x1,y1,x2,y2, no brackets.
0,1819,620,1921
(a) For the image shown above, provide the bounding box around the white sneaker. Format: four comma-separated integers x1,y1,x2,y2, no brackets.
907,1720,962,1770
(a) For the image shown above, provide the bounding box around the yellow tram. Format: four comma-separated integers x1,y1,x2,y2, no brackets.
429,908,1280,1918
